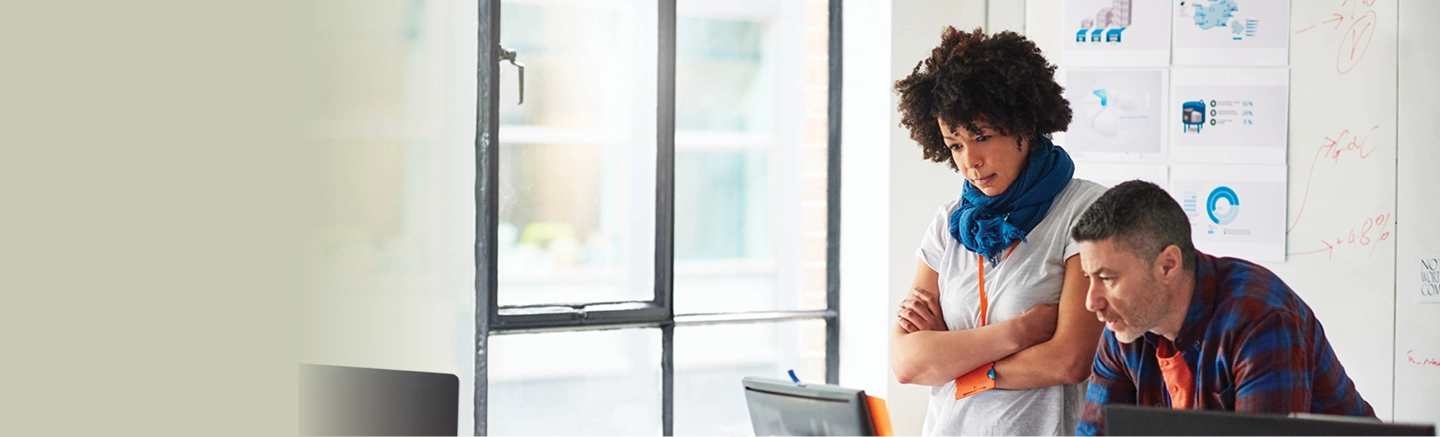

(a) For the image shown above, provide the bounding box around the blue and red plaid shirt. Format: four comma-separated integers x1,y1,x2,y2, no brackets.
1076,252,1375,435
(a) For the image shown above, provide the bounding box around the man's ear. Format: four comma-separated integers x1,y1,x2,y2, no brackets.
1155,245,1183,282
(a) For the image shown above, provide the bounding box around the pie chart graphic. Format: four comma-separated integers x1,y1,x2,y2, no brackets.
1206,186,1239,226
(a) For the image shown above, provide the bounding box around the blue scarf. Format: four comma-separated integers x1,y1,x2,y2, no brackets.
949,137,1075,266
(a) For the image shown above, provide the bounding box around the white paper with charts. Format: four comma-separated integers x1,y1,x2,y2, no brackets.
1063,69,1167,160
1061,0,1172,67
1169,68,1288,164
1171,0,1289,66
1168,164,1285,261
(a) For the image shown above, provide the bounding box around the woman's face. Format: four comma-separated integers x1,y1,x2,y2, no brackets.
938,118,1029,196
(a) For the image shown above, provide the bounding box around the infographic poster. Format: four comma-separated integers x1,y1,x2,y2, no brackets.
1063,69,1167,160
1172,0,1290,66
1169,68,1288,164
1169,164,1286,261
1062,0,1173,67
1072,162,1168,188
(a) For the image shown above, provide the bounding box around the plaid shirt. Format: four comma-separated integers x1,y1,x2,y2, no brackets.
1076,253,1375,435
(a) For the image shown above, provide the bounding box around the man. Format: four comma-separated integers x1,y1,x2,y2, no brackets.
1069,181,1374,436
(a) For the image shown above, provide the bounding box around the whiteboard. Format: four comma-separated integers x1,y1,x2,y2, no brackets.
1394,0,1440,425
1264,0,1397,420
1028,0,1440,424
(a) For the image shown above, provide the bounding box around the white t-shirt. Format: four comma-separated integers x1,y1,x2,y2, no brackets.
914,178,1106,436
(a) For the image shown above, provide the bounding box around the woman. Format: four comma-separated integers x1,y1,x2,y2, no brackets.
889,27,1106,436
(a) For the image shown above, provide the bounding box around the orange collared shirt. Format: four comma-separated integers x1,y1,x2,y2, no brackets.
1155,337,1194,409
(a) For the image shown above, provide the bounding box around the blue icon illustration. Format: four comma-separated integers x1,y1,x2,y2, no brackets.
1206,186,1239,226
1182,101,1206,133
1106,27,1125,42
1076,0,1131,43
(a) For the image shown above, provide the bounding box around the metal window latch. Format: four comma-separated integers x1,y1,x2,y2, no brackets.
498,45,524,105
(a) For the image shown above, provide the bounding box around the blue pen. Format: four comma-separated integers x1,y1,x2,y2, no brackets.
787,369,801,385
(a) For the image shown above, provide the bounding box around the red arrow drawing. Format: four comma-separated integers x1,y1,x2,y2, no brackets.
1295,13,1345,34
1286,240,1334,260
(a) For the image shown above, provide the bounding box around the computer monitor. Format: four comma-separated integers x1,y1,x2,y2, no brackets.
741,376,876,436
1104,404,1436,436
299,364,459,436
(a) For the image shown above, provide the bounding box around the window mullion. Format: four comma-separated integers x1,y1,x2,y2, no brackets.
476,0,502,435
657,0,678,434
825,0,843,386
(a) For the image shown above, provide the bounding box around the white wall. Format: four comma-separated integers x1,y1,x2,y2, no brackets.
839,0,988,435
838,0,894,404
299,1,479,433
886,1,991,434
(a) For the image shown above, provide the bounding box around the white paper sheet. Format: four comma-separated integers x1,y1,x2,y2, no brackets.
1169,164,1286,261
1073,162,1168,188
1062,69,1167,160
1420,255,1440,303
1172,0,1289,66
1169,68,1288,164
1061,0,1173,67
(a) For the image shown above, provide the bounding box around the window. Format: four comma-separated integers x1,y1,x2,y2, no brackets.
479,0,840,435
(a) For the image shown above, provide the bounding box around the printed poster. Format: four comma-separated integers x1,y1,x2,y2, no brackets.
1169,68,1288,164
1172,0,1290,66
1062,0,1173,67
1420,255,1440,303
1169,164,1286,261
1063,69,1167,160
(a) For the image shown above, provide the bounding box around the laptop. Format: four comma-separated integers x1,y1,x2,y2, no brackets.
742,376,884,436
299,364,459,436
1104,404,1435,436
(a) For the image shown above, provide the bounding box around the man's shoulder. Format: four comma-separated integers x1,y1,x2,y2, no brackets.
1208,256,1311,334
1212,256,1294,303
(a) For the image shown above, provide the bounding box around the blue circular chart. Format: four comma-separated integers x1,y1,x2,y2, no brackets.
1206,186,1240,225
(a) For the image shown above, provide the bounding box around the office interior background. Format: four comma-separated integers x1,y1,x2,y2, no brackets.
8,1,1438,435
297,0,1440,435
301,0,849,434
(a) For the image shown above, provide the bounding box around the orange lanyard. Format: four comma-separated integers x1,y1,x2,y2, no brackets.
976,241,1020,327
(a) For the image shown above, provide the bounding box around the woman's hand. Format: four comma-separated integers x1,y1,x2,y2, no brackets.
898,288,946,333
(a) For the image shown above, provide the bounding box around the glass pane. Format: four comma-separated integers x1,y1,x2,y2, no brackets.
497,0,658,306
675,319,828,436
673,0,830,314
301,0,478,432
489,328,662,435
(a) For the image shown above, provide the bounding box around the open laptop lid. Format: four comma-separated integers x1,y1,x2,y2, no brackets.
742,376,875,436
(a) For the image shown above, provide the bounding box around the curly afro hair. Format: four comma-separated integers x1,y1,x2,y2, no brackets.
894,27,1071,171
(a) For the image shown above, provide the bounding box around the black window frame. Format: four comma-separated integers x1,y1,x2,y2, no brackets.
474,0,842,434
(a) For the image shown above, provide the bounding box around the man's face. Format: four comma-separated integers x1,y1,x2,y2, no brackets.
1079,238,1169,343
